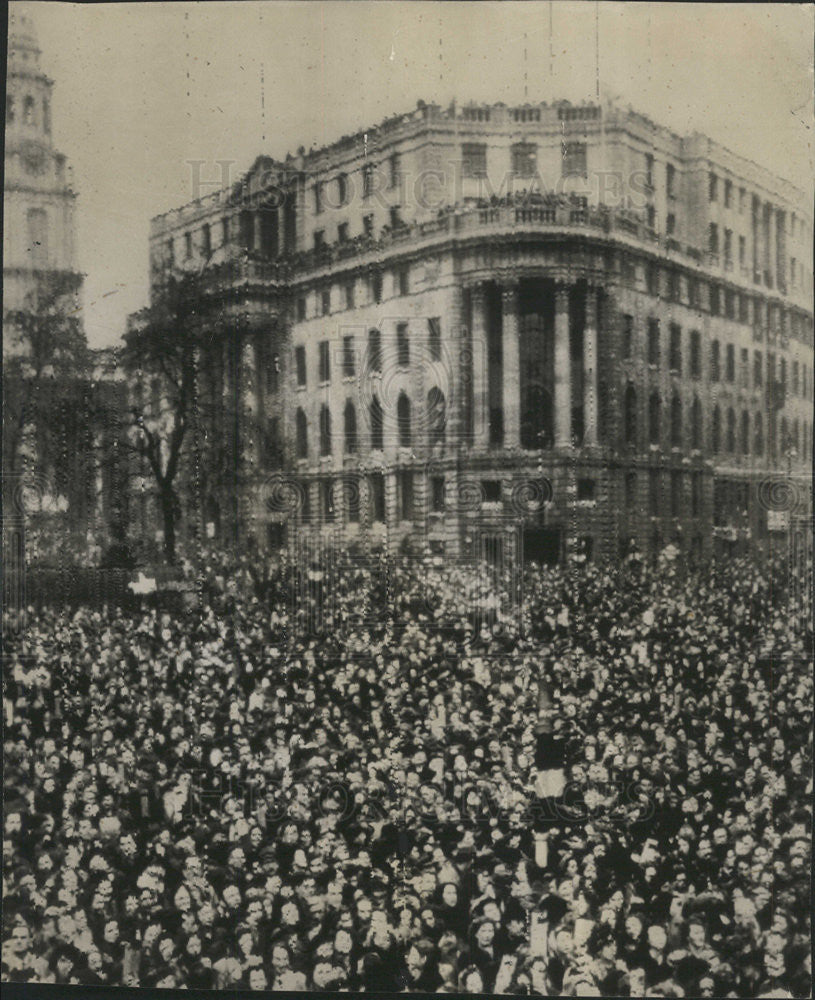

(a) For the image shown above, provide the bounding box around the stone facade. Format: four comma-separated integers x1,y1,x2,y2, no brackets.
139,100,813,564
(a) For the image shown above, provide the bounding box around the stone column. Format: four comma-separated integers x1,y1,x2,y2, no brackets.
470,283,489,449
583,287,598,446
501,282,521,448
554,284,572,448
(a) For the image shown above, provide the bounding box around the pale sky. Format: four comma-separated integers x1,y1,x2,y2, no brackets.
14,1,815,348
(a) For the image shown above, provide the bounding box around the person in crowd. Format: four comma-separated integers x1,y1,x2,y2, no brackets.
2,548,811,995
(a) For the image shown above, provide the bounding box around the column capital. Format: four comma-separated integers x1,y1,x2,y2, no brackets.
470,282,487,304
501,281,520,310
554,284,570,311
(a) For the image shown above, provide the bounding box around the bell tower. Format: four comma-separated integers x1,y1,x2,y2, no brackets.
3,3,83,321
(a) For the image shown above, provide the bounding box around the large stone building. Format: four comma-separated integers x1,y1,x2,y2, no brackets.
135,99,813,564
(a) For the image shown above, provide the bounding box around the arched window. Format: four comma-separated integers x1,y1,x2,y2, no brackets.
711,406,721,453
754,414,764,456
691,396,702,450
740,412,750,454
670,393,682,448
344,400,357,453
319,404,332,456
368,328,382,374
648,392,661,446
24,95,35,126
370,395,384,450
397,392,411,447
427,387,446,446
295,408,308,459
624,384,637,446
726,408,736,453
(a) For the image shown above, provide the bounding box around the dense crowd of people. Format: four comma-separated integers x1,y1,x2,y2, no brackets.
3,547,812,995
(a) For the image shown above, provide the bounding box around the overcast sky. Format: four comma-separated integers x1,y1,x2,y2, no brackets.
15,1,815,348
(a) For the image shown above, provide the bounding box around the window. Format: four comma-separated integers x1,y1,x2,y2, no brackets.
622,314,634,358
321,288,331,316
625,471,638,510
577,479,596,501
709,172,718,202
645,153,654,188
649,392,661,445
428,317,442,362
649,469,660,515
667,270,680,302
724,229,732,266
295,408,308,458
624,385,638,446
710,340,720,381
336,173,348,206
512,142,537,178
670,393,682,447
24,95,35,126
666,163,676,199
666,213,676,236
370,396,384,450
709,285,720,316
428,387,446,446
318,340,330,383
431,476,445,512
313,182,323,214
371,271,382,303
739,235,746,268
740,348,749,387
342,336,355,378
362,163,374,199
670,471,683,517
397,392,411,447
708,223,719,256
319,405,332,456
725,344,735,382
363,214,374,238
222,217,230,244
688,277,700,310
753,350,763,388
201,223,211,257
165,238,174,266
344,401,358,453
648,319,661,366
389,206,403,230
562,141,587,177
314,230,326,251
647,205,656,230
345,281,355,310
297,297,306,322
724,179,732,208
691,396,702,449
389,153,401,189
368,329,382,374
740,411,750,454
669,324,682,373
739,294,749,324
726,408,736,453
754,413,763,455
739,187,746,213
711,406,721,452
646,263,659,295
397,323,410,367
370,472,386,521
399,470,414,520
690,330,701,377
338,222,349,243
295,345,307,387
397,266,409,297
462,143,487,178
321,479,335,521
266,352,280,395
792,360,799,396
264,418,282,470
184,231,193,258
